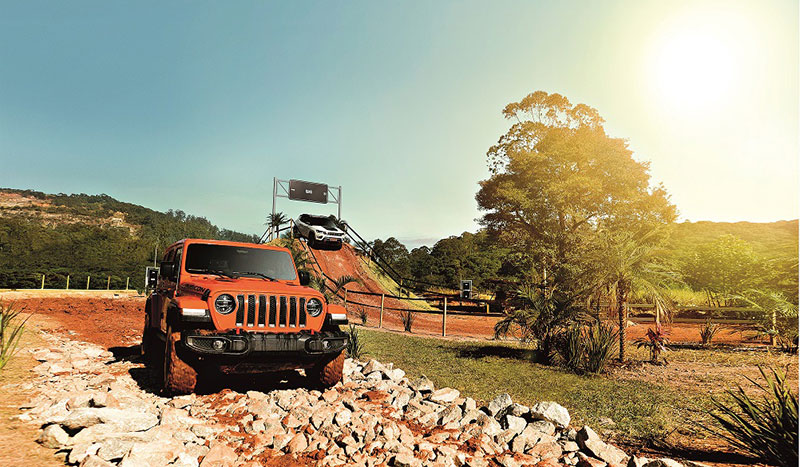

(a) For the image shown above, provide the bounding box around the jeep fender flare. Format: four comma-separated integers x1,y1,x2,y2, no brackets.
165,301,183,330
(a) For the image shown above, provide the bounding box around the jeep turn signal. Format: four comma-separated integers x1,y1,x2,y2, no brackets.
327,313,348,325
180,308,211,322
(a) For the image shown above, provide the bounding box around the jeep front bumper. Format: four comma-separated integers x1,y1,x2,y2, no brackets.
182,330,348,357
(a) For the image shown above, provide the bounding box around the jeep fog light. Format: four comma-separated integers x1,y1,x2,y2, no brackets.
212,340,225,351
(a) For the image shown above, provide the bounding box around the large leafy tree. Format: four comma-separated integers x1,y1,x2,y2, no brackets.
476,91,676,295
478,92,677,358
371,237,411,279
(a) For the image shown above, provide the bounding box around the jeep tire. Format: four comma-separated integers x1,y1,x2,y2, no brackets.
163,324,197,395
307,232,316,248
141,315,157,363
309,351,344,388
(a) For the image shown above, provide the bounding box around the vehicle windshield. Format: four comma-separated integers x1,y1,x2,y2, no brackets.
184,244,297,281
305,216,339,230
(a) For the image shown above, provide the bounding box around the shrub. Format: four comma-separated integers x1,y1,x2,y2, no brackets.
583,322,618,374
704,366,798,466
553,325,584,373
494,289,581,361
699,319,721,347
346,324,364,360
357,307,368,326
0,301,29,371
399,310,415,332
552,322,617,374
635,324,670,364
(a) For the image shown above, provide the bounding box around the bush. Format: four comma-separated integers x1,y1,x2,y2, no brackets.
553,325,584,373
552,322,617,374
399,310,415,332
583,322,618,374
635,324,670,364
0,301,29,371
345,324,364,360
704,366,798,466
357,307,368,325
699,319,721,347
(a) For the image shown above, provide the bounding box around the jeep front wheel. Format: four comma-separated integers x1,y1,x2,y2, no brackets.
162,325,197,395
309,351,344,388
141,314,157,362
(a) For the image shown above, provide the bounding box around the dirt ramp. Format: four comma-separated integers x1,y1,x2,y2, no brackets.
308,244,380,291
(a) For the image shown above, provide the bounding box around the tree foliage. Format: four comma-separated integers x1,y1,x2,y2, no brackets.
477,91,677,298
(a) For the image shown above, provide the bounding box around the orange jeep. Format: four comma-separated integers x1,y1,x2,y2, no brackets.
141,238,349,394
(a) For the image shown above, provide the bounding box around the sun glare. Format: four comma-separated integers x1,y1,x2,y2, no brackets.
645,7,756,115
652,32,735,107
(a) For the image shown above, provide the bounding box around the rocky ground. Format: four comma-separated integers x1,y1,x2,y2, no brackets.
5,329,706,467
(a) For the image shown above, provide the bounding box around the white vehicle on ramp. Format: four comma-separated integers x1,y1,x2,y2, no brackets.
294,214,346,249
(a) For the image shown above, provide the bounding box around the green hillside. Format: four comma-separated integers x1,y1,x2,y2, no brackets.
669,220,798,259
0,188,259,290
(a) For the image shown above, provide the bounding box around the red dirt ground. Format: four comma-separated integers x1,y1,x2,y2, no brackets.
9,295,145,349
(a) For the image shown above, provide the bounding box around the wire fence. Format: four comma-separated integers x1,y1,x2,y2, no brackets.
0,272,137,291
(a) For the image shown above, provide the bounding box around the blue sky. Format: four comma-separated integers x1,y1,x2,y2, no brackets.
1,1,797,248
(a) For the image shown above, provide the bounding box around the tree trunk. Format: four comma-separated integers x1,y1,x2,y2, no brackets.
617,282,628,361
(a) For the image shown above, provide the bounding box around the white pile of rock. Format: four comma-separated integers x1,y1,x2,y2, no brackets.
10,331,703,467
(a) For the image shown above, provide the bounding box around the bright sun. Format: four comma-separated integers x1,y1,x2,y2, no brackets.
652,32,735,107
645,8,752,114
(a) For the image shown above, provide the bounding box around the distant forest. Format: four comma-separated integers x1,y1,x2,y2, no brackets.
370,220,799,304
0,189,258,289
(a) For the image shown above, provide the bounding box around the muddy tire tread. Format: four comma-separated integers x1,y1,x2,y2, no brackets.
163,327,197,395
312,351,344,388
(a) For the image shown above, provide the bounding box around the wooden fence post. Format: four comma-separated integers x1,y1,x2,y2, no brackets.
485,302,489,314
86,276,90,290
770,310,777,346
66,275,70,290
379,294,385,329
107,276,111,290
41,274,45,289
442,297,448,337
125,277,129,291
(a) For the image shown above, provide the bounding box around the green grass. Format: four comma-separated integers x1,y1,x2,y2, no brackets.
360,329,691,441
361,260,437,311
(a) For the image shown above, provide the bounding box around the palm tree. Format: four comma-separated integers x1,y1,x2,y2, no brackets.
589,229,677,361
734,289,798,348
265,212,288,240
286,240,312,274
309,274,361,303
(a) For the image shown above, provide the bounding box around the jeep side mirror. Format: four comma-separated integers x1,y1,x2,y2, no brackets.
145,267,159,288
298,270,311,286
160,261,176,280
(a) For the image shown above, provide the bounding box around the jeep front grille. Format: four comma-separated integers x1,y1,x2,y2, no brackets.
232,294,309,330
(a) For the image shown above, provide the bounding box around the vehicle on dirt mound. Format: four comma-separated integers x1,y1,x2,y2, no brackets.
141,238,349,395
293,214,346,249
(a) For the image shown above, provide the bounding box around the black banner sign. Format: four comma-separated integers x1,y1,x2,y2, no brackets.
289,179,328,204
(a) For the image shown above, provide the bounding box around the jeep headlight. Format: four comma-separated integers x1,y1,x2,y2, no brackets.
306,298,323,317
215,294,236,314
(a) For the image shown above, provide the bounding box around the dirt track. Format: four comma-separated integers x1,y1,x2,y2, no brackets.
0,289,768,348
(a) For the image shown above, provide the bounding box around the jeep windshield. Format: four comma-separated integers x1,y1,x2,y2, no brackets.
184,244,297,281
304,216,340,230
